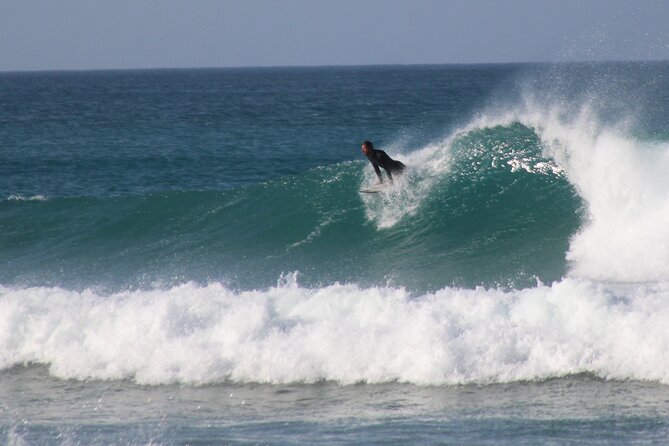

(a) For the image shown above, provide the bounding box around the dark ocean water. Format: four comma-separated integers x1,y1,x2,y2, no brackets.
2,62,669,444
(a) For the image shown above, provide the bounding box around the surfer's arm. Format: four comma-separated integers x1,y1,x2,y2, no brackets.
385,168,394,184
373,164,383,183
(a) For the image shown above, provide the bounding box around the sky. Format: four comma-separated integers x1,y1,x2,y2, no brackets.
1,0,668,71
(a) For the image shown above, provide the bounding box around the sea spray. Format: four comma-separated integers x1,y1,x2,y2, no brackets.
464,89,669,282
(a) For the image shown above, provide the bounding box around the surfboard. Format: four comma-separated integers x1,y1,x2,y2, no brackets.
360,183,388,194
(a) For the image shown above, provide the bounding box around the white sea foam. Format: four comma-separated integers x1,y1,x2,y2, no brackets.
559,131,669,282
5,194,47,202
1,276,669,386
462,97,669,283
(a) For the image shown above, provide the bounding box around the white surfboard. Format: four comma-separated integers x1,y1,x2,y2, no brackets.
360,183,388,194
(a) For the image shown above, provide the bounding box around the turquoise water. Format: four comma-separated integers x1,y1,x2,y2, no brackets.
2,62,669,444
1,66,583,292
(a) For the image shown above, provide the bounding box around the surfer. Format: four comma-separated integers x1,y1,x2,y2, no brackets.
361,140,405,184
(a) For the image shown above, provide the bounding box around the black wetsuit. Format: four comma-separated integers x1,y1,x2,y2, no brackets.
366,149,405,183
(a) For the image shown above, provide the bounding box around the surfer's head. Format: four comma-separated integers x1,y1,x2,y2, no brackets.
361,140,373,155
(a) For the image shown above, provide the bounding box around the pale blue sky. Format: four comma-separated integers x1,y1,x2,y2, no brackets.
1,0,668,71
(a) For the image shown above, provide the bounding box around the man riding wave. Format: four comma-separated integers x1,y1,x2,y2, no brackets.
361,140,405,184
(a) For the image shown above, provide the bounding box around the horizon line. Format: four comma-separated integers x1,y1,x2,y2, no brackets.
2,58,668,75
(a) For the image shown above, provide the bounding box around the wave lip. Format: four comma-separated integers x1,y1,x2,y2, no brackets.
2,276,669,386
460,83,669,284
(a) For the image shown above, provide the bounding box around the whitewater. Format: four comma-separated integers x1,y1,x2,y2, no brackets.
4,276,669,386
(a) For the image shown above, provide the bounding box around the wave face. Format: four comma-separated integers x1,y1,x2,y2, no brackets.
0,120,582,292
2,63,669,385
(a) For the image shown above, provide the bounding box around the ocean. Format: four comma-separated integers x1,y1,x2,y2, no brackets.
1,62,669,444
